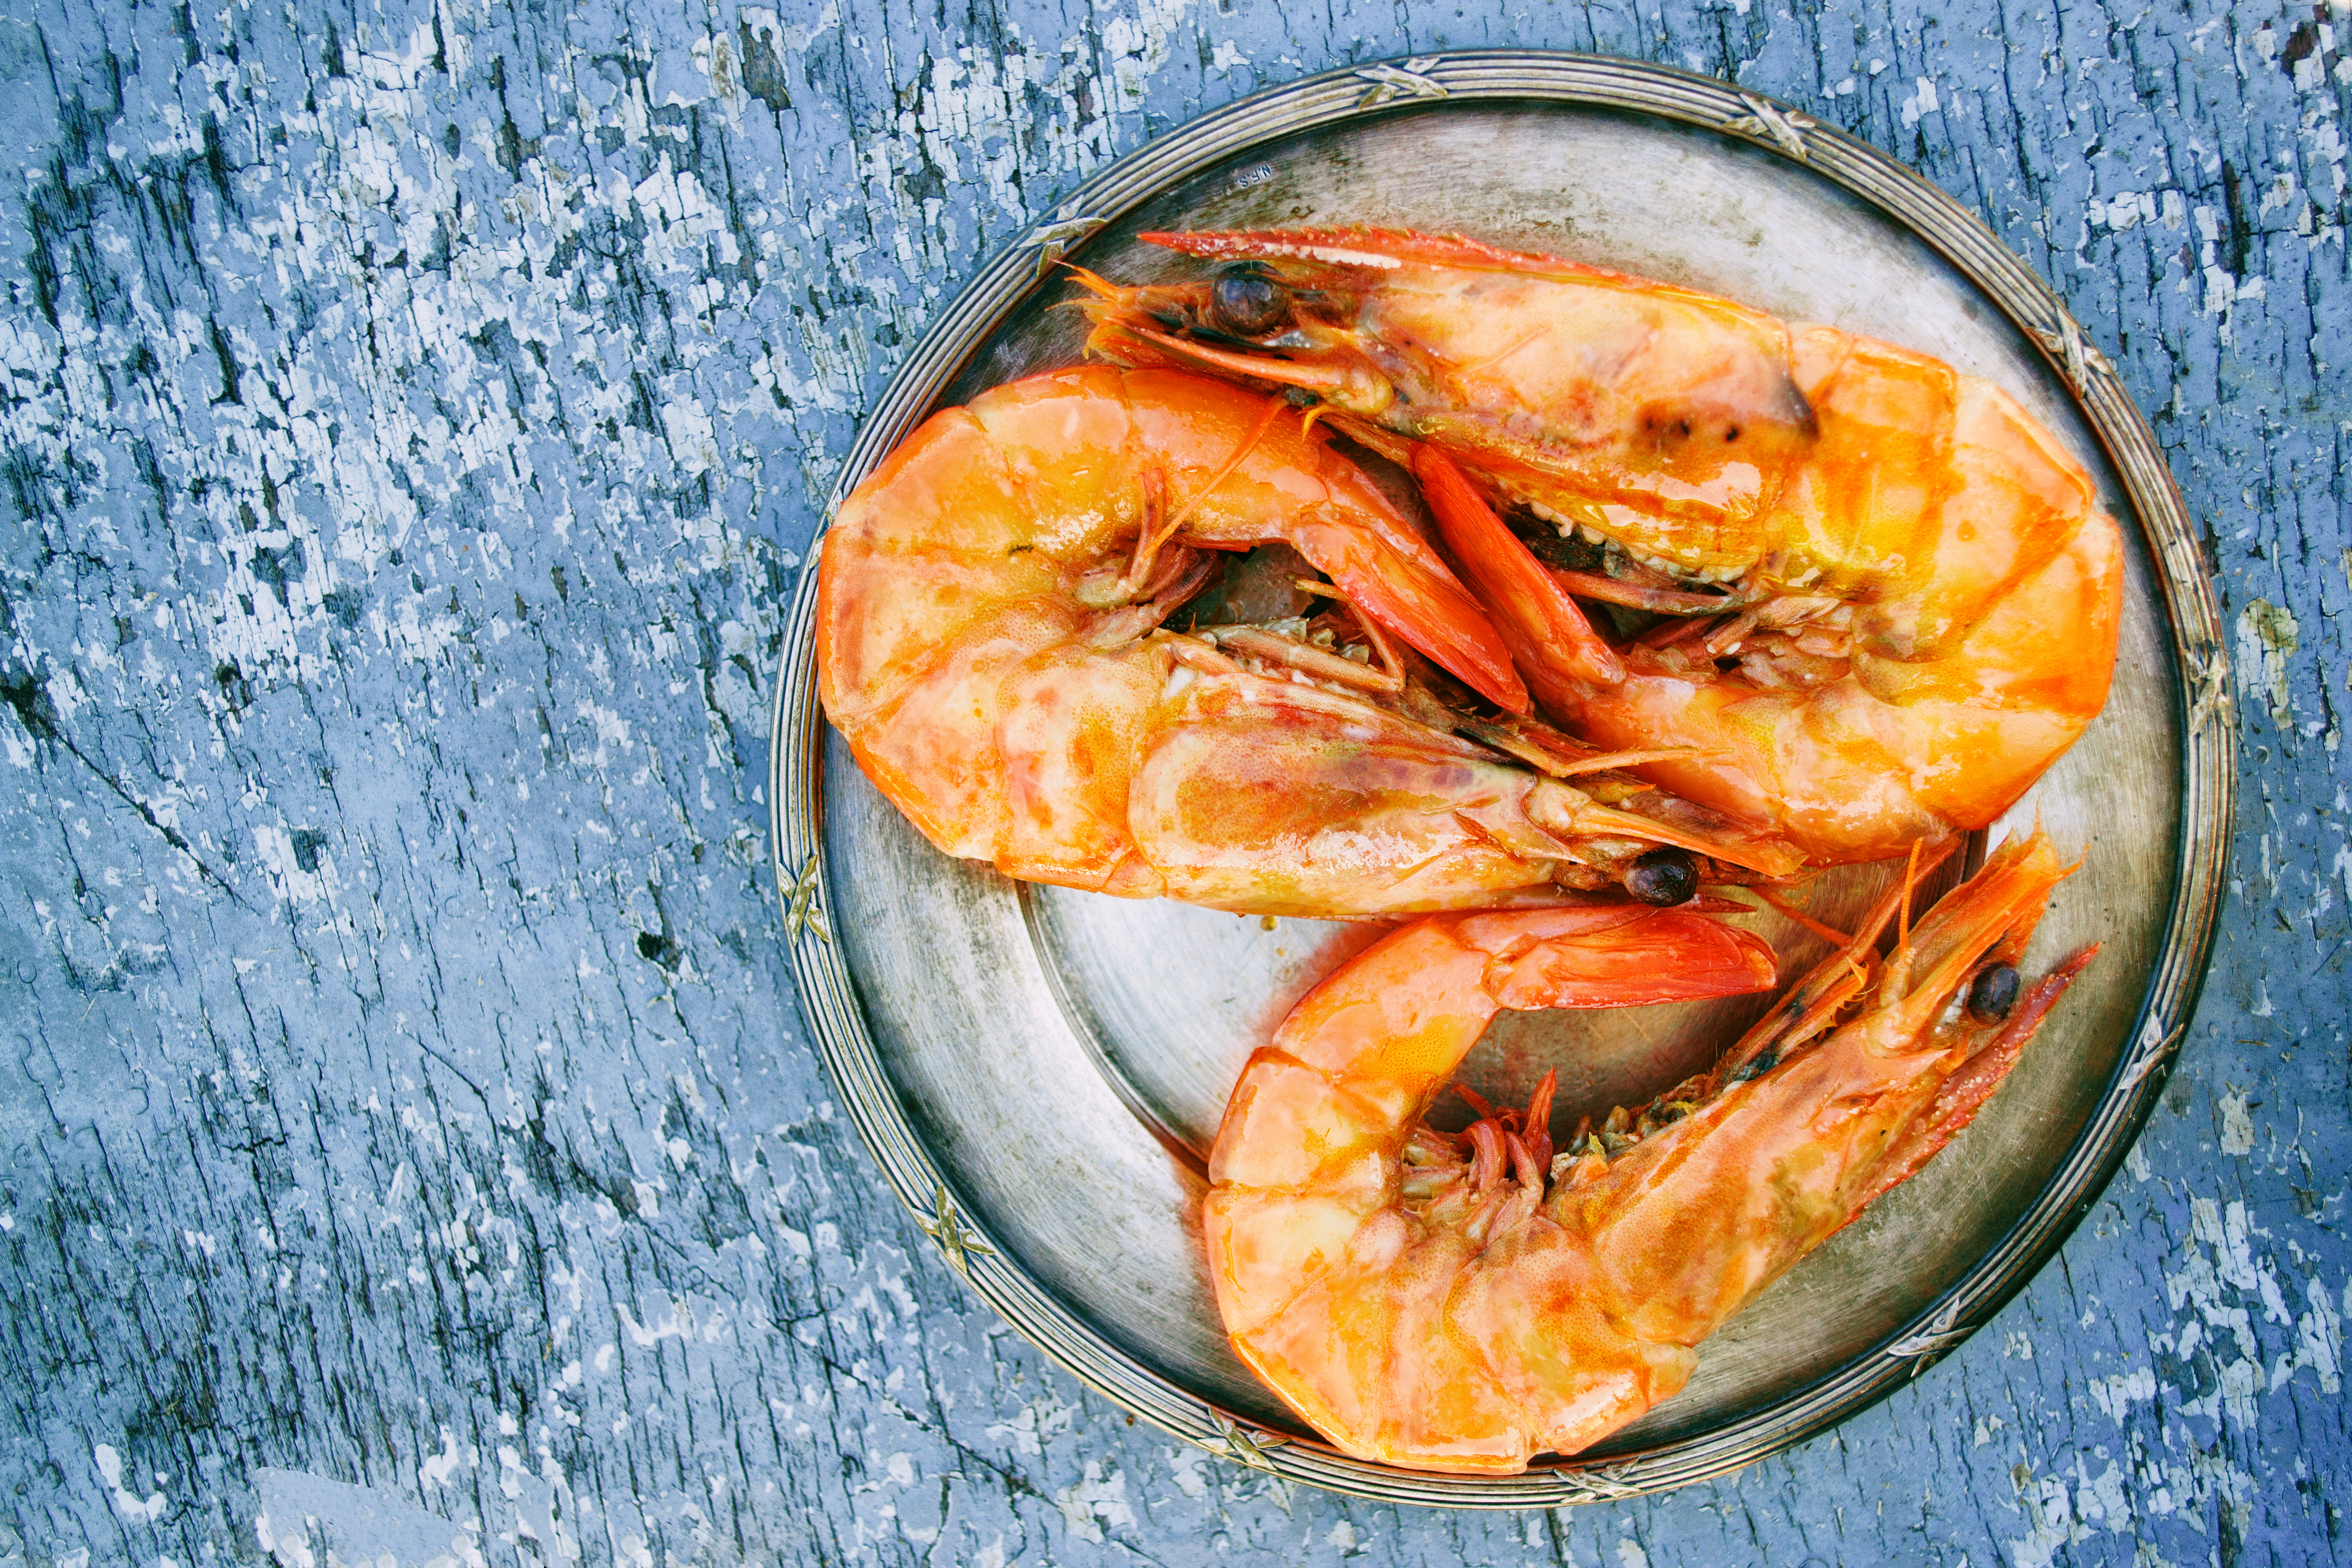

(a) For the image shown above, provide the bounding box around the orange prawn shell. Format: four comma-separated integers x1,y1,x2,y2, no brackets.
1202,836,2087,1473
817,364,1611,911
1202,905,1785,1470
1088,230,2128,864
1569,337,2125,860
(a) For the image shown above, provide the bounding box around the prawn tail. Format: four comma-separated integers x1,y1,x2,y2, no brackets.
1290,522,1533,714
1451,905,1780,1014
1413,445,1627,698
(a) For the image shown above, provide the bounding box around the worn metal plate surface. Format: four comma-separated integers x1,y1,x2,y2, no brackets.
771,56,2228,1506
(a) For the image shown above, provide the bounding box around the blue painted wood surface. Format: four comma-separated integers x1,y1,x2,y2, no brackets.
0,0,2341,1564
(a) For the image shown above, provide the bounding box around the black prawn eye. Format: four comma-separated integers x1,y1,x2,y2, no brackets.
1625,847,1700,907
1967,964,2021,1022
1207,267,1291,337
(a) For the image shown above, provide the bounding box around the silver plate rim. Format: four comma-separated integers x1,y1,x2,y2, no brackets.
765,50,2235,1507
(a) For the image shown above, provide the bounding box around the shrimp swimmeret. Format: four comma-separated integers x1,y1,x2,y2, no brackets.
1202,833,2095,1472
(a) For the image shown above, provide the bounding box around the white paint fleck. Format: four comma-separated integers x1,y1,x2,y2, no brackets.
2088,1365,2157,1422
985,1394,1073,1457
1901,77,1941,126
93,1444,165,1524
419,1428,472,1486
1051,1460,1134,1544
2219,1091,2257,1155
252,824,339,908
2236,599,2300,728
1167,1444,1208,1498
2298,1276,2345,1393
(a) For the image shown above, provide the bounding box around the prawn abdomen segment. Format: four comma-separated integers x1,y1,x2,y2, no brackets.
1202,1185,1388,1339
1237,1228,1538,1472
816,407,1052,730
1906,375,2109,657
1451,1222,1699,1459
1852,498,2123,832
836,601,1077,860
992,640,1166,890
1771,327,1956,621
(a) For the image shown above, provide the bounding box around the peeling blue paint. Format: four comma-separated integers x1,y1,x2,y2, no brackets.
0,0,2343,1564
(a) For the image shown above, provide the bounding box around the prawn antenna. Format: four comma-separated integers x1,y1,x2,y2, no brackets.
1747,883,1854,947
1887,839,1924,997
1152,394,1288,548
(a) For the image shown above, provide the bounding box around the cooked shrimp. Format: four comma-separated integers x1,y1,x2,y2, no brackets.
1082,231,2124,862
818,365,1801,914
1204,832,2093,1471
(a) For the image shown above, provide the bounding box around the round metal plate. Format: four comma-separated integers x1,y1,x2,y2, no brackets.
767,53,2233,1506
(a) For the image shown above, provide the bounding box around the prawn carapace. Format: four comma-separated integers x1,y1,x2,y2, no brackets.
1080,231,2125,863
1203,831,2094,1471
817,365,1804,914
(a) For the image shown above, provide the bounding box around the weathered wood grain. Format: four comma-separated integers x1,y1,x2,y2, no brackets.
0,0,2340,1564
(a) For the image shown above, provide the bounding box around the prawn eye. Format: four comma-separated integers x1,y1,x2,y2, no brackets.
1208,268,1291,337
1967,964,2021,1022
1625,847,1700,906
